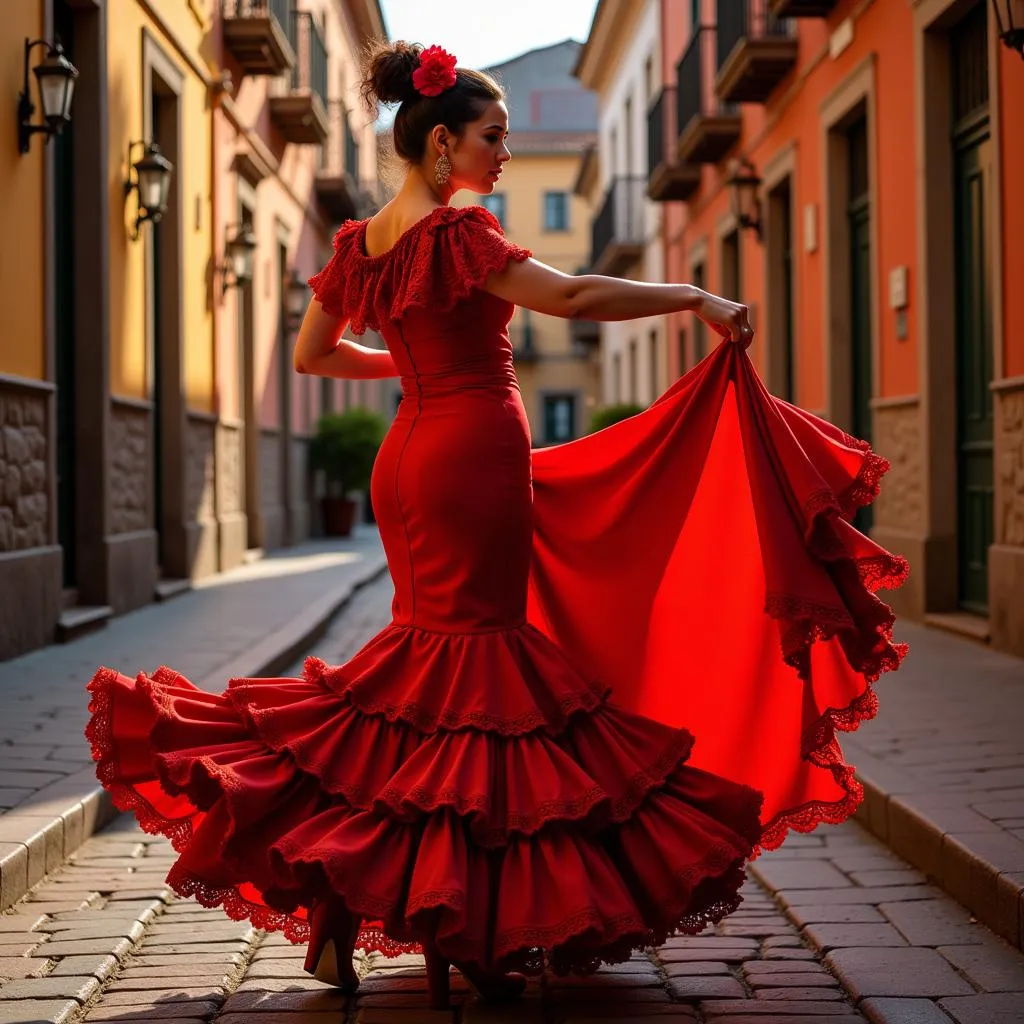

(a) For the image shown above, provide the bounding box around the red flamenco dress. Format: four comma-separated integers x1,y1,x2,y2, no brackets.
86,206,908,975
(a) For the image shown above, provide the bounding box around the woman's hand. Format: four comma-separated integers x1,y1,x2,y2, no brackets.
695,290,754,349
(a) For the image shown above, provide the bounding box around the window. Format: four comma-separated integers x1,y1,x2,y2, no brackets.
543,191,569,232
480,192,506,227
543,394,577,443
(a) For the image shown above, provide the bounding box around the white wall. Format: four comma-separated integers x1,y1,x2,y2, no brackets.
594,0,668,407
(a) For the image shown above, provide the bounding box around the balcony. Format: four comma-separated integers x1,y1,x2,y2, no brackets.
511,324,540,363
315,100,361,222
647,86,700,201
676,27,741,165
221,0,295,76
590,176,645,277
269,10,328,145
569,317,600,347
716,2,798,104
769,0,837,15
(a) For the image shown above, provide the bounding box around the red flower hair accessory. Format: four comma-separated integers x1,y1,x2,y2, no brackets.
412,45,458,98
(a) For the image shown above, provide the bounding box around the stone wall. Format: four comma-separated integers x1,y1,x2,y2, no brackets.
872,400,924,535
186,414,217,579
995,385,1024,548
0,386,49,553
110,401,150,535
259,428,284,550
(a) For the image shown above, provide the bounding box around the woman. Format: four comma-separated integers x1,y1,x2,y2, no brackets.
86,41,908,1010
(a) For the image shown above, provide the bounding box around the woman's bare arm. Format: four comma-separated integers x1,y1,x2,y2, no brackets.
293,300,399,379
485,257,753,346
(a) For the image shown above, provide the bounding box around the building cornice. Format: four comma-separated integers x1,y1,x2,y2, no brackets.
343,0,388,44
573,0,643,93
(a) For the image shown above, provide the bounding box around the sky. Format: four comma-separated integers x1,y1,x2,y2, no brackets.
378,0,601,70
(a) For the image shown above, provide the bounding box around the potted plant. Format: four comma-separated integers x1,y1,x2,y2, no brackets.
308,408,387,537
588,402,646,434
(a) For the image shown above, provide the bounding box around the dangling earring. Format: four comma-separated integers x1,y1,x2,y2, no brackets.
434,152,452,186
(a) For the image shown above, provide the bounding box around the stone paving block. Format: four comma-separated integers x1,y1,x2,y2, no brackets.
659,937,758,951
217,1015,343,1024
551,987,671,1004
746,973,840,988
742,960,826,974
235,976,336,993
938,993,1024,1023
547,972,664,990
848,869,927,888
242,960,310,979
761,949,819,960
356,992,468,1009
751,861,854,893
656,948,754,964
556,1016,696,1024
0,975,100,1002
937,940,1024,992
0,1000,79,1023
662,962,732,977
699,999,856,1015
825,946,974,999
0,914,45,933
0,957,47,979
83,1002,218,1020
789,905,887,927
29,937,133,959
879,897,988,946
221,989,348,1013
665,975,745,1000
37,922,146,943
753,987,846,1000
802,923,909,952
702,1019,858,1024
97,986,224,1005
45,954,119,981
779,886,941,908
355,1011,454,1023
861,997,960,1024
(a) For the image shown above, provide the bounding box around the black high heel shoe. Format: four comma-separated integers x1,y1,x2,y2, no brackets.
302,896,361,993
423,944,527,1009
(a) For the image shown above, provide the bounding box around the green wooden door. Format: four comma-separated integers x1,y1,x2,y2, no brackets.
953,131,994,613
847,115,873,533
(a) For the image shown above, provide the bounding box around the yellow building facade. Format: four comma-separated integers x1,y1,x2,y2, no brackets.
0,0,386,661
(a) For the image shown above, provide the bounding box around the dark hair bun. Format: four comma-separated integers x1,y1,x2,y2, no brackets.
362,40,423,106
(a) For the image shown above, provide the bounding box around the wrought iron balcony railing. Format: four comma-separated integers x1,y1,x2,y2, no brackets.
221,0,294,75
647,85,700,202
676,26,741,165
590,176,646,277
716,1,798,104
269,10,328,145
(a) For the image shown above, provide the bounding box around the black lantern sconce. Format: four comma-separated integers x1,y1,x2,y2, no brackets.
124,141,174,240
221,223,258,294
726,157,763,242
992,0,1024,58
284,268,309,328
17,36,78,154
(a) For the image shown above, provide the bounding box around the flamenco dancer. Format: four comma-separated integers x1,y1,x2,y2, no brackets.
85,41,909,1009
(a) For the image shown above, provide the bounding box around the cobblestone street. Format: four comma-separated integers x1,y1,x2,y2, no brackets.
2,573,1023,1024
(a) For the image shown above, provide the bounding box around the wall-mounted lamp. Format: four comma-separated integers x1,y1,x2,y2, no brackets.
221,222,258,293
726,157,763,241
18,36,78,154
284,268,309,327
124,141,174,240
992,0,1024,58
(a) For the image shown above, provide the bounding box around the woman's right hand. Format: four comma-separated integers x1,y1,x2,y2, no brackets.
695,290,754,349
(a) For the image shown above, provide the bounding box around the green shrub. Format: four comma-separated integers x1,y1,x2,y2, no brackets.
588,402,646,434
308,407,387,496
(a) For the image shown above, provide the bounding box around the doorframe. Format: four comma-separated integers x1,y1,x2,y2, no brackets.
912,0,1006,614
142,29,187,577
820,54,880,436
50,0,111,604
761,141,799,403
687,235,708,368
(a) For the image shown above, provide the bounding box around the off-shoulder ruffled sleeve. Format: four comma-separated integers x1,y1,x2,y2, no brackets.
306,206,532,335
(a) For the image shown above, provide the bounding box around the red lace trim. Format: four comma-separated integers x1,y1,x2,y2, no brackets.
306,206,533,335
753,435,909,854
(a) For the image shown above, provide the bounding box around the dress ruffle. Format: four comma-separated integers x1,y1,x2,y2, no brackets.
528,343,909,855
307,206,532,336
86,622,764,975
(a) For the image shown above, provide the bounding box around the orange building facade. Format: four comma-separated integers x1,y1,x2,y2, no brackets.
632,0,1023,653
